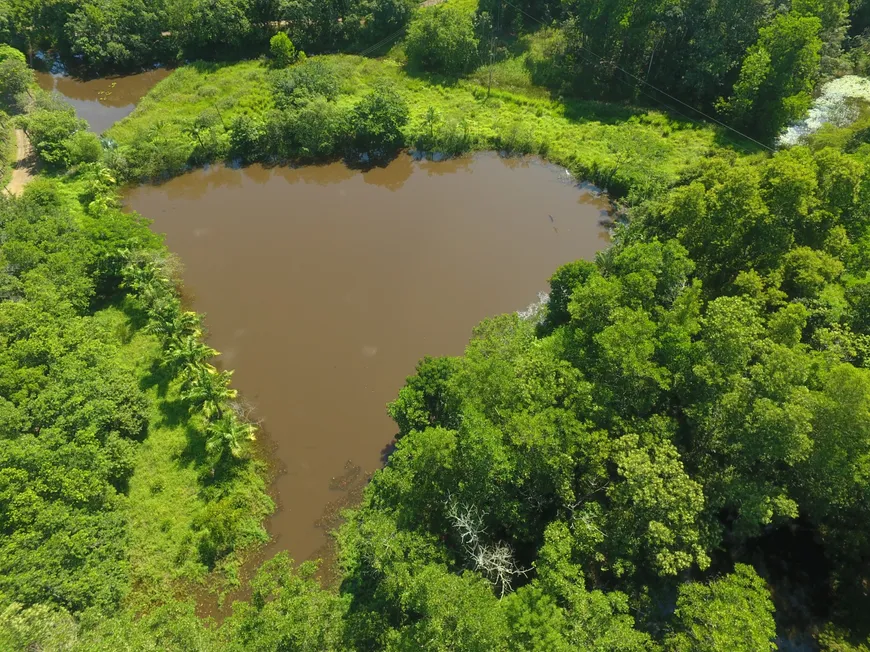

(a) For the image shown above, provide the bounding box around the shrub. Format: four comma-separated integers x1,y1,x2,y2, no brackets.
405,5,480,76
21,177,64,206
270,58,341,108
0,45,26,65
266,98,348,160
229,114,265,162
350,82,409,158
290,97,347,158
269,32,297,68
124,122,195,179
21,108,88,168
64,130,103,165
0,57,31,106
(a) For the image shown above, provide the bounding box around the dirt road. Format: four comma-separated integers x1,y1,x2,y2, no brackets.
5,129,36,196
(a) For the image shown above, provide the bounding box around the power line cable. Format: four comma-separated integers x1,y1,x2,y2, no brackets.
569,44,710,129
499,0,775,152
358,26,408,57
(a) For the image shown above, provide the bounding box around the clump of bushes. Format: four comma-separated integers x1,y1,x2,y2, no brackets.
411,106,476,155
269,32,303,68
405,5,480,76
270,58,341,107
112,58,414,178
20,104,101,168
350,82,409,158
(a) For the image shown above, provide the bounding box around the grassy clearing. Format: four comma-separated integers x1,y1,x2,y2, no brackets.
108,52,747,198
466,28,563,98
118,60,275,135
89,302,273,607
437,0,479,14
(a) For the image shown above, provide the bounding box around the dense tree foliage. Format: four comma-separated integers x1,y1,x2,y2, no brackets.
405,5,480,76
0,0,418,73
0,191,148,613
47,122,863,650
334,141,870,648
718,13,822,139
3,0,870,647
0,0,863,146
476,0,864,142
0,167,271,618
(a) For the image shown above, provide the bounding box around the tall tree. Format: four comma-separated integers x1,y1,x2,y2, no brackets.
718,12,822,140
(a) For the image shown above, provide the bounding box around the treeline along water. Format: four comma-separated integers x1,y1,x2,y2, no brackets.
125,153,611,561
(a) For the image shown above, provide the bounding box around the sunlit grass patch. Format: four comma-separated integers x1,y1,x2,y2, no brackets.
109,51,749,198
90,304,273,605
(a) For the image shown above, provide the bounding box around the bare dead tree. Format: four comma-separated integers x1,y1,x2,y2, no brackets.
445,495,531,597
229,396,263,428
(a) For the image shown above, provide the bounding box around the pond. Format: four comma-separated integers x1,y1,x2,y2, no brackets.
35,69,171,133
124,152,612,564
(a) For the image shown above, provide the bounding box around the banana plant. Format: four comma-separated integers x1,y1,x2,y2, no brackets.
181,364,237,421
206,414,256,463
163,333,217,373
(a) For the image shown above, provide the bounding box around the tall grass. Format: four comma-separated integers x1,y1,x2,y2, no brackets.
107,54,735,198
93,304,273,604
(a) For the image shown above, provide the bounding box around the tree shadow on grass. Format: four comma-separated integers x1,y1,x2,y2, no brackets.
711,126,769,155
179,421,210,472
402,58,470,88
560,97,644,126
188,60,240,76
402,28,533,88
116,294,151,332
139,356,175,399
155,393,192,430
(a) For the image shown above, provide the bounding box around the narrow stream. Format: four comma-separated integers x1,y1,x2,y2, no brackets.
125,153,612,564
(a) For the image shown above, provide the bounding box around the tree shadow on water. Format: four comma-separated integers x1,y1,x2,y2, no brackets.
343,148,413,191
380,438,397,465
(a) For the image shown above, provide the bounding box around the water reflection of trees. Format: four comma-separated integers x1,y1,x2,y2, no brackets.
361,154,414,191
419,155,473,177
35,69,171,107
276,162,356,187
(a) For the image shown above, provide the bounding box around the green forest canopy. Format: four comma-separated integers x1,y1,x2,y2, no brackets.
2,0,870,649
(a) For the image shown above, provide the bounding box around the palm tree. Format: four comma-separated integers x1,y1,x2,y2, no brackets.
149,307,201,341
164,333,217,373
181,364,237,420
146,294,181,331
206,415,256,463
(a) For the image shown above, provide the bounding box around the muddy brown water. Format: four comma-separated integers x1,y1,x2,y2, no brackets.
124,152,611,569
35,69,170,134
